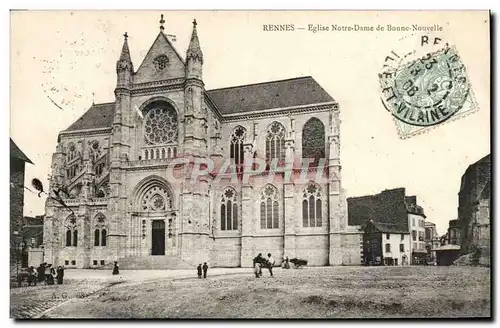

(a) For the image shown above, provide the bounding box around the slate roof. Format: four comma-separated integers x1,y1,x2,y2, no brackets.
371,221,409,234
10,138,33,164
64,102,115,132
62,76,333,132
347,188,410,231
206,76,334,115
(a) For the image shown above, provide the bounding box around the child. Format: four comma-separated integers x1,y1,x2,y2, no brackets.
197,264,202,279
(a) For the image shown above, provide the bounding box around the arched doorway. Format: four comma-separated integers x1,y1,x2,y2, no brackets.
131,175,176,257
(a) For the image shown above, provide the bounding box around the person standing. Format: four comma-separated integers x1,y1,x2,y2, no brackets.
37,263,46,284
112,261,119,275
197,264,202,279
56,266,65,285
202,262,208,278
267,253,275,277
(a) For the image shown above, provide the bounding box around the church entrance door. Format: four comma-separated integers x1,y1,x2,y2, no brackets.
151,220,165,255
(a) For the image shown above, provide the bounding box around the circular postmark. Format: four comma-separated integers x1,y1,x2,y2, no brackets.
379,35,471,127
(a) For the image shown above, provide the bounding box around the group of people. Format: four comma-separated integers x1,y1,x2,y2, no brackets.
253,253,275,278
26,263,65,286
196,262,209,279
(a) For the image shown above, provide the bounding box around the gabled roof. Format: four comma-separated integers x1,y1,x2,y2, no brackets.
64,102,115,132
10,138,33,164
206,76,334,115
135,32,185,73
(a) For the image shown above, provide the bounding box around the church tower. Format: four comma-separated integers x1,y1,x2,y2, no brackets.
108,32,133,259
183,19,208,156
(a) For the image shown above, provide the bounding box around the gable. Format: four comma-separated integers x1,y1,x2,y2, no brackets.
134,32,186,84
206,76,334,115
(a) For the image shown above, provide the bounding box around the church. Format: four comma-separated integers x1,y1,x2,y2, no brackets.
43,16,362,269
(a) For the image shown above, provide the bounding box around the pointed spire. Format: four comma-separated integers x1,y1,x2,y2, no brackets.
116,32,133,75
186,18,203,63
119,32,132,62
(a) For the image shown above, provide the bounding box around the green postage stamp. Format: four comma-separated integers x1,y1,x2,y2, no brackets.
379,37,478,139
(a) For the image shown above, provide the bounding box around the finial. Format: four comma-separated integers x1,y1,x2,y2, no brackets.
123,32,128,40
160,14,165,31
193,18,197,27
92,92,95,105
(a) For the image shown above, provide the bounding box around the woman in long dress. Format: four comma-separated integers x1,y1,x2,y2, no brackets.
112,261,119,275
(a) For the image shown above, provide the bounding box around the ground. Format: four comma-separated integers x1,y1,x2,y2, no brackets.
10,266,490,319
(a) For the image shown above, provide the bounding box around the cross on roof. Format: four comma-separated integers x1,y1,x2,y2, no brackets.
160,14,165,31
193,18,197,27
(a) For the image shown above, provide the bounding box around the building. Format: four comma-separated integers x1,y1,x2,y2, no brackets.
448,219,461,245
43,17,357,269
10,139,33,276
458,154,491,253
10,139,33,238
362,220,410,266
19,216,44,267
424,221,440,263
348,187,427,264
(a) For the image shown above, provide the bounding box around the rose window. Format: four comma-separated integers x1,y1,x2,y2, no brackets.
140,186,172,212
144,107,178,145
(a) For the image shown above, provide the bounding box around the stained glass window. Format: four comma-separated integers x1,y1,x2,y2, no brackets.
260,185,279,229
144,106,178,145
302,118,325,164
220,188,238,231
266,122,286,162
302,182,323,227
230,126,246,166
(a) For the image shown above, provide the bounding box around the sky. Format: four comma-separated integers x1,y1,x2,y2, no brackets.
10,11,490,235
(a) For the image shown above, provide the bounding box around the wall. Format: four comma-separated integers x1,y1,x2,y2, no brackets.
408,213,426,254
381,233,411,266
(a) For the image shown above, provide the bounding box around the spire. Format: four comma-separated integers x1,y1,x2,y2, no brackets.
186,18,203,64
119,32,132,62
117,32,133,74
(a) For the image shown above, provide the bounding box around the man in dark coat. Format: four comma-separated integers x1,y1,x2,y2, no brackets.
37,263,46,283
202,262,208,278
56,266,65,284
197,264,202,279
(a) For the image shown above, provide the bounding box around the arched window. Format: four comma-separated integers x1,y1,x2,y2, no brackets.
65,214,77,247
144,150,149,160
73,230,78,246
101,229,107,246
94,214,107,247
94,229,100,246
266,122,286,162
89,140,101,162
220,188,238,231
66,230,72,246
302,183,323,227
302,118,325,164
230,126,246,166
260,185,280,229
161,148,166,159
67,143,77,162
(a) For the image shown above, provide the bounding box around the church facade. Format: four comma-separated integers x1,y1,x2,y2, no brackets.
43,18,362,269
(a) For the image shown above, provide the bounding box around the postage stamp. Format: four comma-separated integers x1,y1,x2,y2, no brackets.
379,36,479,139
